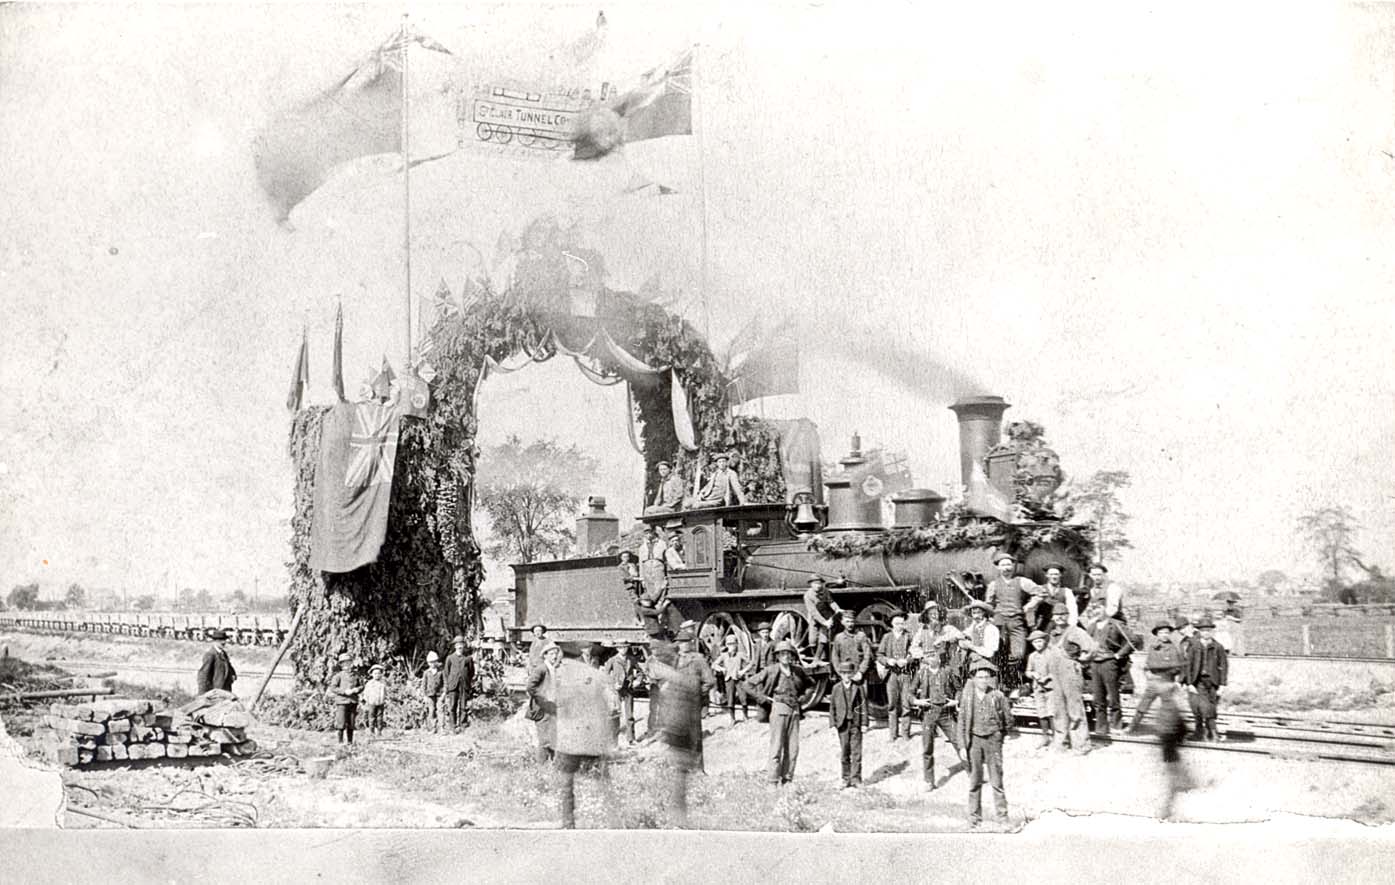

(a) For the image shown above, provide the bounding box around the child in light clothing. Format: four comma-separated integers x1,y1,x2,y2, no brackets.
1023,632,1054,748
362,664,389,738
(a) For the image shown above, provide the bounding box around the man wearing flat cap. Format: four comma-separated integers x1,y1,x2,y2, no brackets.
745,640,812,784
802,576,841,665
956,660,1011,827
444,635,475,732
645,460,686,514
1183,618,1228,741
197,629,237,695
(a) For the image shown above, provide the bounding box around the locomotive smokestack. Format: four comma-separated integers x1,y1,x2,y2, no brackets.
948,395,1010,497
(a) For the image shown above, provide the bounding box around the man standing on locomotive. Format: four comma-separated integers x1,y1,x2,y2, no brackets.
985,553,1037,693
876,613,916,741
802,576,841,665
1037,564,1079,630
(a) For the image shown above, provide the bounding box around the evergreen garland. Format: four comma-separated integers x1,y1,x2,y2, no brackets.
286,285,787,690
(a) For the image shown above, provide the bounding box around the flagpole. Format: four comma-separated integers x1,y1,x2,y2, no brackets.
694,42,712,346
400,13,413,370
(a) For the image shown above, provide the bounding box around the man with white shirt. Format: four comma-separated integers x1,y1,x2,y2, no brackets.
1090,563,1127,623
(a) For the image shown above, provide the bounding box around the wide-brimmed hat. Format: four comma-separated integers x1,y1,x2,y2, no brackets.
966,600,993,615
1043,562,1066,573
425,651,440,662
992,553,1016,566
1089,562,1109,573
656,460,671,469
1151,620,1174,635
836,661,857,674
723,634,738,645
774,640,796,655
807,576,826,586
675,629,696,643
337,652,353,663
1194,617,1215,629
1028,630,1049,643
369,663,385,673
452,635,467,645
754,622,772,633
921,599,941,610
601,639,618,648
529,623,547,632
970,660,998,675
1051,602,1071,616
206,629,229,641
538,641,561,656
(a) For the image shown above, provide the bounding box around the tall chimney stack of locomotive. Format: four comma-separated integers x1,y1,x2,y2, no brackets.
948,395,1010,512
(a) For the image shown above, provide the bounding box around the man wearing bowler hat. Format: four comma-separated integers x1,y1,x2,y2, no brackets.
197,629,237,695
1126,620,1185,733
958,600,1000,674
444,635,475,732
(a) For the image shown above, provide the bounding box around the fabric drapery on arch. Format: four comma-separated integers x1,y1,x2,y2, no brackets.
670,369,698,452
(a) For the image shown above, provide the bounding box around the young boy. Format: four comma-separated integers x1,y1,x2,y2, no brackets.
1184,617,1229,741
617,551,642,596
421,651,445,733
327,652,362,744
910,643,962,790
712,634,752,724
1023,630,1053,747
956,660,1011,827
362,663,388,738
828,661,865,788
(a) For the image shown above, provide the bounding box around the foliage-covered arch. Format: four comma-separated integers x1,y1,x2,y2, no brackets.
286,287,787,688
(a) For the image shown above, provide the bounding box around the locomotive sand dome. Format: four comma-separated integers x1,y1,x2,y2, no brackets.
511,395,1093,709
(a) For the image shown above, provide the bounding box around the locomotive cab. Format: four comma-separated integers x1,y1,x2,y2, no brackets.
641,503,794,596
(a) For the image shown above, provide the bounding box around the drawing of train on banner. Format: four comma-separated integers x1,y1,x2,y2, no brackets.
460,84,612,152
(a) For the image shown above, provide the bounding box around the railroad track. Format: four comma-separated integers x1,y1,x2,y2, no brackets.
1233,653,1395,666
1009,701,1395,767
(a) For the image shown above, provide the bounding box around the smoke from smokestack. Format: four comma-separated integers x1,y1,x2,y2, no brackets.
836,323,987,404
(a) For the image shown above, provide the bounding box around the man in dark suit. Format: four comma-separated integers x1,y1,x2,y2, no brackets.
828,661,866,788
196,629,236,695
443,635,475,732
1184,617,1229,741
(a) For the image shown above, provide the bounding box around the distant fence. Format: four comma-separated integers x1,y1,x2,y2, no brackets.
0,611,291,646
1126,603,1395,658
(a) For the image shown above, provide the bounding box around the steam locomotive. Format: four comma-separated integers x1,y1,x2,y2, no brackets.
511,395,1090,708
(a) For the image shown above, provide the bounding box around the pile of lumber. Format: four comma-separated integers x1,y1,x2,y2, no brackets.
36,696,257,767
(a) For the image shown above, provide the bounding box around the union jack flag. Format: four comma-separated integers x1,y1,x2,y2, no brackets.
344,402,399,487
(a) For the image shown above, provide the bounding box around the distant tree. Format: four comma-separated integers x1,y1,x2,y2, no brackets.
1256,570,1288,592
133,594,156,611
1297,505,1363,602
64,583,87,610
229,588,248,608
7,583,40,610
193,588,214,611
474,435,600,564
178,588,197,610
1070,470,1134,564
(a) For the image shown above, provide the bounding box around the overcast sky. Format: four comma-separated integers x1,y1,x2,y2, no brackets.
1,3,1392,598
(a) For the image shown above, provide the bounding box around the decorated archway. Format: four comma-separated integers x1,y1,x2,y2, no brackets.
286,285,788,688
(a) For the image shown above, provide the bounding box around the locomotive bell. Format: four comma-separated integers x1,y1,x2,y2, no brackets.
787,490,824,533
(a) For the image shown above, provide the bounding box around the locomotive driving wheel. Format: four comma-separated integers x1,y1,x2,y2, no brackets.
698,611,752,663
769,610,828,711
